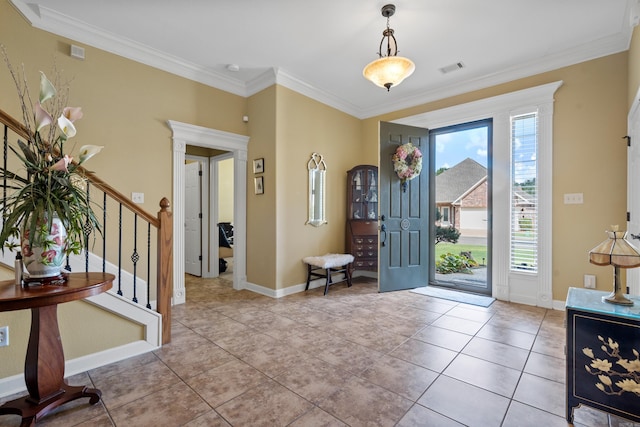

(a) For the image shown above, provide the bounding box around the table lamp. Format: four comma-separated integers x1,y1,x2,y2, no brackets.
589,225,640,305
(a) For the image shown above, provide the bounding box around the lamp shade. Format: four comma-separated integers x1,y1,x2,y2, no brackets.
589,229,640,268
363,56,415,91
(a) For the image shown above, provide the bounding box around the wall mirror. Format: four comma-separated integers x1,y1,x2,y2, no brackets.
307,153,327,227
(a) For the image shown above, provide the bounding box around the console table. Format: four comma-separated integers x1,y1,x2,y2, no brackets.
566,287,640,423
0,272,114,426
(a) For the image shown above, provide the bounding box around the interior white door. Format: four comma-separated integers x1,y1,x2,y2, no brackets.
185,161,202,276
627,94,640,294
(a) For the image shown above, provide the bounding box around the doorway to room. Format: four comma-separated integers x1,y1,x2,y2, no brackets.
184,152,234,279
169,120,249,303
430,120,492,296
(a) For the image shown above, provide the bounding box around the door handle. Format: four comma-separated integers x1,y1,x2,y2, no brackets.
380,214,386,221
632,233,640,240
380,223,387,247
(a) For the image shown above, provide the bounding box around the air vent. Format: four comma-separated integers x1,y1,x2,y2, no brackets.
70,44,85,60
439,62,465,74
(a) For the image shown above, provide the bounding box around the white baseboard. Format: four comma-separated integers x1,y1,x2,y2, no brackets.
0,340,158,398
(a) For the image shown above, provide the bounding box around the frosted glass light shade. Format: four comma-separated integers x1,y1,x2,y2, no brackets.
363,56,415,91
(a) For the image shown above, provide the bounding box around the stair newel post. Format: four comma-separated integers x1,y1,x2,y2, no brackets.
157,197,173,344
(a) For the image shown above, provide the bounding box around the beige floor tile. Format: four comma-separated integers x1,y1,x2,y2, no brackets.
237,338,309,377
418,375,510,427
93,358,182,410
476,323,536,350
513,373,565,417
523,351,565,383
314,339,385,375
462,336,530,371
412,325,474,352
431,314,486,335
3,275,597,427
396,404,465,427
288,406,348,427
274,358,353,404
444,353,521,397
109,382,209,426
359,354,439,400
390,338,458,372
531,331,566,359
318,376,413,426
503,401,567,427
216,379,313,427
182,410,232,427
153,340,235,380
184,358,269,408
446,305,495,323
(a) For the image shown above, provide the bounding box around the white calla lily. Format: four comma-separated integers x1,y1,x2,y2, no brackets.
78,145,104,164
57,115,76,139
39,72,56,103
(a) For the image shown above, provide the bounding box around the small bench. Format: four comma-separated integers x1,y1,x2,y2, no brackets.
303,253,355,295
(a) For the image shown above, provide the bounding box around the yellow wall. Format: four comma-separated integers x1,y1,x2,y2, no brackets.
1,0,638,380
246,87,277,287
0,2,245,376
363,52,629,302
218,158,234,224
629,25,640,108
274,86,362,288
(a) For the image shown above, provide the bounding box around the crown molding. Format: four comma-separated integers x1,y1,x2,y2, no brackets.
10,0,635,120
11,1,248,96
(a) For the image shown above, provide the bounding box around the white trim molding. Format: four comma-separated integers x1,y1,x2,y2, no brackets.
397,81,563,308
168,121,249,303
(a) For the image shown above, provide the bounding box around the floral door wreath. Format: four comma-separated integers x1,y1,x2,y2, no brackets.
392,143,422,192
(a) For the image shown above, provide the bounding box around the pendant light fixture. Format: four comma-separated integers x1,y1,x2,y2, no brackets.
363,4,415,91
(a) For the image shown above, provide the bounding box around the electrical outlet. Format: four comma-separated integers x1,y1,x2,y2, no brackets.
584,274,596,289
0,326,8,347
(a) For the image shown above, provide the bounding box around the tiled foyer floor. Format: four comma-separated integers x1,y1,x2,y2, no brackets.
0,276,636,426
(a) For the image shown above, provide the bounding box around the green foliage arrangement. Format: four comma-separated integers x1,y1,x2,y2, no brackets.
0,49,103,254
435,252,478,274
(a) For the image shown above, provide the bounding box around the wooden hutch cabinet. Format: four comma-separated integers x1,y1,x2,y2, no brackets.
346,165,378,271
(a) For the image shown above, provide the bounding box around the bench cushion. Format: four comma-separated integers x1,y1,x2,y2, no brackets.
303,253,354,269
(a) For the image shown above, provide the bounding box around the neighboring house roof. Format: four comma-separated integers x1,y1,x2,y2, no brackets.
436,158,487,204
513,186,536,206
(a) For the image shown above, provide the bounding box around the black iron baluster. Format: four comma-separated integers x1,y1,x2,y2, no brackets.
146,223,151,309
84,184,91,271
131,214,139,303
2,126,7,235
102,192,107,272
117,203,123,296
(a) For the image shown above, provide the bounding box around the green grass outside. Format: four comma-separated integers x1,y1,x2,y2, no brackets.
435,243,488,266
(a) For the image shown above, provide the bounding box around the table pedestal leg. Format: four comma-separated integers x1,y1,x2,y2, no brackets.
0,305,102,425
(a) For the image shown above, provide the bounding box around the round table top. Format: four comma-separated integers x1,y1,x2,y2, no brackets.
0,272,114,312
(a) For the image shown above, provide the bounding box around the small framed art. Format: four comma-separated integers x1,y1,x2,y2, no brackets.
254,176,264,195
253,158,264,174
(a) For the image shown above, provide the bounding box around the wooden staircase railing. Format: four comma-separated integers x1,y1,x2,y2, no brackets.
0,108,173,344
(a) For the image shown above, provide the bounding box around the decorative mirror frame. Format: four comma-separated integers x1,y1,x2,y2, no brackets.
307,153,327,227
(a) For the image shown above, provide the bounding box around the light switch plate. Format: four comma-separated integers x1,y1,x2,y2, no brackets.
564,193,584,204
131,192,144,204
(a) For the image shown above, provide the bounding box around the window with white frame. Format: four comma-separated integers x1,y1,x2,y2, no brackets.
510,112,538,272
441,206,449,223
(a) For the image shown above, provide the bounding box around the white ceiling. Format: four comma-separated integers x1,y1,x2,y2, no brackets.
11,0,638,118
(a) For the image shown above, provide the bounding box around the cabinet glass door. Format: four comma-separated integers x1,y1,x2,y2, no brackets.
351,169,365,219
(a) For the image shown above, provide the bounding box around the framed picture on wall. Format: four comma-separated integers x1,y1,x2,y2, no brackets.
253,158,264,174
254,176,264,195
